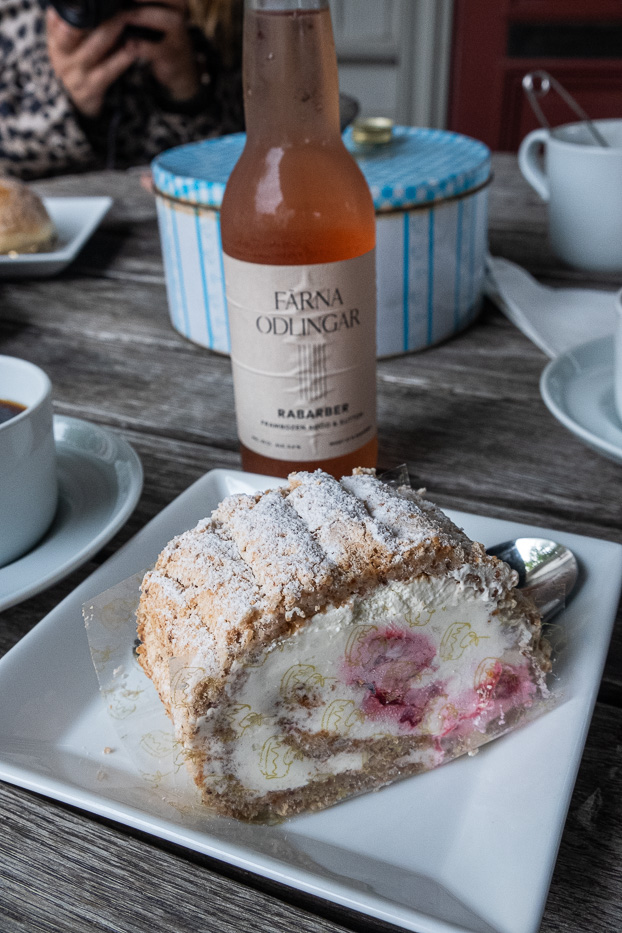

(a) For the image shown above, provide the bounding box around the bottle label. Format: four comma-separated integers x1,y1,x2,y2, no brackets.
223,250,377,463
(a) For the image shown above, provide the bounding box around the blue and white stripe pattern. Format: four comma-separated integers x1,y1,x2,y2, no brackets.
152,133,246,208
152,127,490,357
155,199,230,352
373,186,488,356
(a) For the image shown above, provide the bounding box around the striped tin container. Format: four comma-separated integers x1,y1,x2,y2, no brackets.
152,126,491,357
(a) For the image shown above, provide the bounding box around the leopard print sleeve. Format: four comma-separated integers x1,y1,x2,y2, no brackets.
0,2,97,180
102,30,244,170
0,3,244,179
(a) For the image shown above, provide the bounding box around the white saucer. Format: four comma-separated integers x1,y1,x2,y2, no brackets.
0,197,112,278
540,335,622,464
0,415,143,611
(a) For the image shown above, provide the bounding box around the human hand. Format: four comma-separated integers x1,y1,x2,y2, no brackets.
122,0,200,103
46,7,138,118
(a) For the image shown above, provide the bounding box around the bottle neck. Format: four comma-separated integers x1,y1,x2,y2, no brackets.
246,0,327,9
242,0,341,145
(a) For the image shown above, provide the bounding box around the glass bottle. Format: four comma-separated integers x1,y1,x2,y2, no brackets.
220,0,377,479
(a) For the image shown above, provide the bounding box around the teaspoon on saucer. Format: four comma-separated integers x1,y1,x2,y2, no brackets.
487,537,579,622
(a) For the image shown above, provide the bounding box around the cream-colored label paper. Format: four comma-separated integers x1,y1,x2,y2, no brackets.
223,250,377,461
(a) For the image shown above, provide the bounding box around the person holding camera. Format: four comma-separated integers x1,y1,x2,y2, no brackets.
0,0,243,179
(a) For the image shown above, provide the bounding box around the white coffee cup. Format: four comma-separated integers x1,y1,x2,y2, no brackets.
0,356,58,567
518,119,622,272
615,291,622,425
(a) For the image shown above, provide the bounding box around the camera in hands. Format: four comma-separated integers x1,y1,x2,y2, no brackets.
49,0,164,40
49,0,133,29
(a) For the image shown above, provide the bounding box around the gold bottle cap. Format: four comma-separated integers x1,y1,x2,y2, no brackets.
351,117,394,146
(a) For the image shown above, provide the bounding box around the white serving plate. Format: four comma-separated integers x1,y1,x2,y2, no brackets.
0,469,620,933
540,335,622,465
0,197,112,277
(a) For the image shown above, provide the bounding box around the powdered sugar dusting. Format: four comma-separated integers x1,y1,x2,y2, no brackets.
341,472,451,551
399,486,473,549
140,518,264,667
214,487,335,619
287,470,396,572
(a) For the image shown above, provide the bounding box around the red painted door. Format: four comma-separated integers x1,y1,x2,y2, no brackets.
448,0,622,151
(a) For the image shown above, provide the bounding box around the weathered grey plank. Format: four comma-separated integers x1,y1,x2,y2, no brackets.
0,785,377,933
540,703,622,933
1,300,620,541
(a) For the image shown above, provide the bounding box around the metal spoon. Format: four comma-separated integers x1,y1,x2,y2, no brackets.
486,537,578,622
522,70,609,148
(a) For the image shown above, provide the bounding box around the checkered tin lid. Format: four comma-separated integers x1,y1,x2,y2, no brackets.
152,126,490,211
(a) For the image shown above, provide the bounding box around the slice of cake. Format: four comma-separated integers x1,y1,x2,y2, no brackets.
136,469,550,822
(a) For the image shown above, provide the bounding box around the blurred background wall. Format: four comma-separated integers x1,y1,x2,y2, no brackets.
330,0,622,151
329,0,453,131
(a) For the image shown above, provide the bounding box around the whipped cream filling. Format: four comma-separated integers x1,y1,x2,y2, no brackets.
191,573,538,795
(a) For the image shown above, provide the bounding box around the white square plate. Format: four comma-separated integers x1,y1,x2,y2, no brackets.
0,197,112,277
0,469,620,933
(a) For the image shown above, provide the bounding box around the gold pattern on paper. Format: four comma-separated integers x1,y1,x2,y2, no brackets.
107,694,138,719
259,735,305,780
321,699,365,734
440,621,489,661
280,663,331,698
406,607,435,627
140,768,171,790
474,657,501,691
174,744,205,774
345,624,378,664
102,682,144,698
90,645,116,670
140,730,177,758
168,800,196,817
229,703,265,736
542,621,568,655
122,687,144,699
99,598,138,631
420,698,456,736
170,666,206,708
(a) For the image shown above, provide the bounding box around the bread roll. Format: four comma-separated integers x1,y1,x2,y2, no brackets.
0,177,55,254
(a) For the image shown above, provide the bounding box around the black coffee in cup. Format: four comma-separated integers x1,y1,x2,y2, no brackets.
0,399,26,425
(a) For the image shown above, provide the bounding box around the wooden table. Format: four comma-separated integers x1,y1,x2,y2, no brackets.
1,154,620,933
